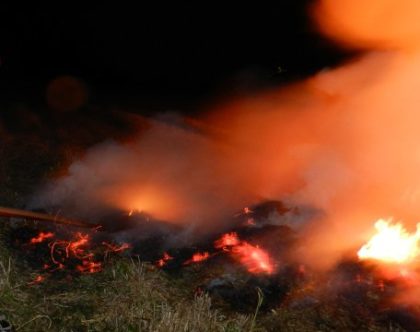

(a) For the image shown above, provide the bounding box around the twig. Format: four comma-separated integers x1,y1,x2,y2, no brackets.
0,206,97,229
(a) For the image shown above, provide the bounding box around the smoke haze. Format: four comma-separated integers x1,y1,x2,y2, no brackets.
31,0,420,271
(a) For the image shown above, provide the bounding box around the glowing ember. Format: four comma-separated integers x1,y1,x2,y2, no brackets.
30,232,54,244
214,232,240,250
212,232,276,274
184,252,210,265
76,260,102,273
244,207,252,214
156,252,173,267
102,242,131,254
358,219,420,263
231,242,274,274
25,229,131,277
29,275,45,285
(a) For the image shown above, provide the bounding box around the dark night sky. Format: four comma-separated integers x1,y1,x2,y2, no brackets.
0,2,353,111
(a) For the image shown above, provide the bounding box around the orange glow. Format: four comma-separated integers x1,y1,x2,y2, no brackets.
30,232,54,244
76,260,102,273
26,232,131,275
66,232,90,258
29,274,46,285
213,232,275,274
102,242,131,254
156,252,173,267
313,0,420,50
358,219,420,263
214,232,240,250
243,207,252,214
231,242,274,274
183,252,210,265
30,0,420,287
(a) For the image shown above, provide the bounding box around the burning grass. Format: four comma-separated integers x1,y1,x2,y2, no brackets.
0,123,415,332
0,249,408,332
0,254,251,331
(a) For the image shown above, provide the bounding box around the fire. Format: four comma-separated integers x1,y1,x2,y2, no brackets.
244,207,252,214
156,252,173,267
231,242,274,274
358,219,420,263
76,260,102,273
26,229,131,276
213,232,275,274
214,232,240,250
102,242,131,254
67,232,90,258
29,275,45,285
30,232,54,244
184,252,210,265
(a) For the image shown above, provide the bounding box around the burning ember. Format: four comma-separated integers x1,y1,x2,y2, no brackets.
28,274,46,285
213,232,275,274
184,251,211,265
30,231,54,244
214,232,240,250
231,242,274,274
27,230,131,276
169,230,276,274
156,252,173,267
358,219,420,264
102,242,131,255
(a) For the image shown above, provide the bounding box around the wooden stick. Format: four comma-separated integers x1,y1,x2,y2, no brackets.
0,206,98,229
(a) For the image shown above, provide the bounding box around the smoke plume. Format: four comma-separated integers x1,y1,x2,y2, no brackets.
31,0,420,271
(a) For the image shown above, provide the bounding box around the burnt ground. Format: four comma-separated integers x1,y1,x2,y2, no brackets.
0,107,419,331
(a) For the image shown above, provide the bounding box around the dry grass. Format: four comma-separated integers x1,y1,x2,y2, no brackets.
0,252,407,331
0,255,251,331
0,133,410,332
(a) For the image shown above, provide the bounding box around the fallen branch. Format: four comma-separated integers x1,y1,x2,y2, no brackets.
0,206,98,229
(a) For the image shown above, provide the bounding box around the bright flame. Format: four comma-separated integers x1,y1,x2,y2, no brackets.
358,219,420,263
213,232,275,274
156,252,173,267
28,275,45,285
232,242,274,274
214,232,240,250
183,252,210,265
30,232,54,244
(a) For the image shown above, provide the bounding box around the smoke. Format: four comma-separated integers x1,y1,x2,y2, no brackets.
313,0,420,50
29,113,259,230
31,0,420,275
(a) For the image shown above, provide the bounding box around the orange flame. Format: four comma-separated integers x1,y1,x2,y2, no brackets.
184,252,210,265
156,252,173,267
213,232,275,274
358,219,420,263
102,242,131,254
66,232,90,259
214,232,240,250
30,232,54,244
28,274,45,285
231,242,274,274
76,260,102,273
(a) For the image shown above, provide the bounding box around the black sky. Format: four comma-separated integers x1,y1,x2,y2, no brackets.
0,2,353,110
